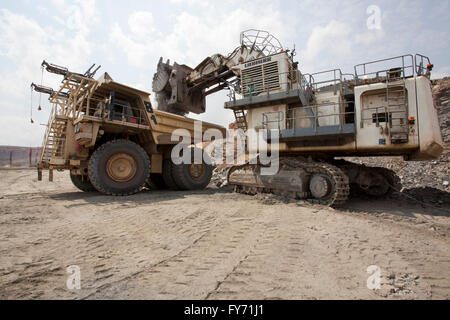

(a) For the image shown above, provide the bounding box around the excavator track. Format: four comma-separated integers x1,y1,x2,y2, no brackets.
228,158,350,207
332,159,403,197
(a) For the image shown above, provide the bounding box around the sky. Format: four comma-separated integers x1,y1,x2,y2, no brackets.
0,0,449,146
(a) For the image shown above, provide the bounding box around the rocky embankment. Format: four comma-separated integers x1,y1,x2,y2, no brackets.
433,77,450,143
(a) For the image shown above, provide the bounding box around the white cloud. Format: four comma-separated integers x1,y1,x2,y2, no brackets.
0,9,51,102
302,20,352,61
168,0,212,8
128,11,157,38
109,4,295,69
0,1,100,146
0,115,46,147
299,19,387,73
108,3,295,126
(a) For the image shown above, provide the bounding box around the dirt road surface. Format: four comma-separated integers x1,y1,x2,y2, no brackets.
0,169,449,300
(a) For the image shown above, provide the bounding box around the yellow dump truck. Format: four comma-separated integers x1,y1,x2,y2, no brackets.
32,62,225,195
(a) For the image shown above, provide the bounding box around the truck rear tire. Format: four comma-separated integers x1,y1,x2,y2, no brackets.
70,174,96,192
162,159,180,190
171,148,213,190
88,139,150,196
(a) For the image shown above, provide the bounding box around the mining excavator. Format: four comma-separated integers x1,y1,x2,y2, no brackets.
152,29,444,206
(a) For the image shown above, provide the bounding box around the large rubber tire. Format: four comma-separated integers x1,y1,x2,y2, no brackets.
146,173,167,190
162,159,179,190
171,148,213,190
88,139,150,196
70,174,96,192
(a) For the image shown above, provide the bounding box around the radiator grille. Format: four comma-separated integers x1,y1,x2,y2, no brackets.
241,61,280,96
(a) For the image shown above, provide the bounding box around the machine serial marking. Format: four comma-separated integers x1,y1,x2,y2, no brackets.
244,56,272,68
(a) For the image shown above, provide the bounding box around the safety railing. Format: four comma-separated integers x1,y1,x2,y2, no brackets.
359,106,407,129
240,29,283,56
300,72,315,101
354,54,414,84
262,111,285,130
261,101,355,134
414,53,432,76
310,69,341,92
39,105,56,162
39,104,68,165
287,102,354,133
305,69,355,96
85,97,150,127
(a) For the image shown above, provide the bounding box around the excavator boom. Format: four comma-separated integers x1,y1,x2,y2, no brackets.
152,30,277,115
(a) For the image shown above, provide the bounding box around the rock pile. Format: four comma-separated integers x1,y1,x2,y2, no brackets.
209,167,229,188
432,77,450,143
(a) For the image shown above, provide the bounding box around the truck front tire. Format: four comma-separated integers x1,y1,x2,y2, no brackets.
88,139,150,196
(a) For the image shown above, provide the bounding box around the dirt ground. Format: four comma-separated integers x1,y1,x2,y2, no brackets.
0,168,449,300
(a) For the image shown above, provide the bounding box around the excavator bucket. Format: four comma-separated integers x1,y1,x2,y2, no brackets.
152,58,205,115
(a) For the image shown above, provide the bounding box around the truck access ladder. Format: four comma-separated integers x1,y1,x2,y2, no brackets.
36,61,100,169
386,68,409,143
233,109,248,131
40,106,68,166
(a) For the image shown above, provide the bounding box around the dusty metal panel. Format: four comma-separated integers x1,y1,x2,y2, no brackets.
150,154,163,174
281,124,355,139
225,88,305,110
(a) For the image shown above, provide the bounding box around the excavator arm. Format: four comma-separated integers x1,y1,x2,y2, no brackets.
152,30,283,115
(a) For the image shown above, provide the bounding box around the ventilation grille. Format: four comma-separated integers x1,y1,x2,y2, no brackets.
241,61,280,96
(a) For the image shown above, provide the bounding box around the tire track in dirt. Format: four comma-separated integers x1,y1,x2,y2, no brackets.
205,208,318,300
83,203,268,299
1,170,449,300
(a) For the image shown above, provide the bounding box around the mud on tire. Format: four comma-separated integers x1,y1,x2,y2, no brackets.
88,139,150,196
70,173,97,192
